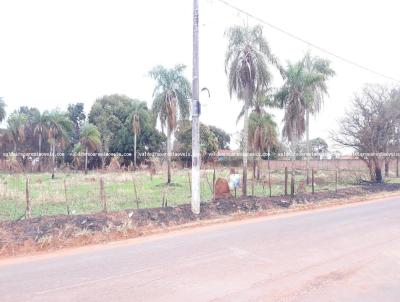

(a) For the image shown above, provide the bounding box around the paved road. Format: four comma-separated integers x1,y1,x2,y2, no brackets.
1,197,400,302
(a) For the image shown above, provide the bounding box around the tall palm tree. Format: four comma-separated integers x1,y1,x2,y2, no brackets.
150,64,191,184
79,123,101,174
47,111,73,179
225,24,280,196
131,112,140,169
303,52,335,183
33,111,50,172
0,98,6,123
275,59,326,194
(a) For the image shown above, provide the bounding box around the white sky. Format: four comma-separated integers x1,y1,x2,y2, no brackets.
0,0,399,151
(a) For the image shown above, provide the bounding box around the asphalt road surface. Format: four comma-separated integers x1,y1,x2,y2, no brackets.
1,197,400,302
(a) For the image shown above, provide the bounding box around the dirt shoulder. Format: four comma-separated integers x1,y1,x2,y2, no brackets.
1,183,400,258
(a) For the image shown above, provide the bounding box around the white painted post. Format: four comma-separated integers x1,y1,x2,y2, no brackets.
191,0,200,214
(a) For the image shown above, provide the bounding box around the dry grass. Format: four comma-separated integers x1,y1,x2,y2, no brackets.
0,166,374,221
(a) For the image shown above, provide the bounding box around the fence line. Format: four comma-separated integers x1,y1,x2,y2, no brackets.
0,164,394,221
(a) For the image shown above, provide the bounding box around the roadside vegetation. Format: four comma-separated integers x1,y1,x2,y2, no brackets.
0,165,384,221
1,23,400,224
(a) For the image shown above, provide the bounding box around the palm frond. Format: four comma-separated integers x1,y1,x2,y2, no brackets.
80,123,101,152
149,64,191,133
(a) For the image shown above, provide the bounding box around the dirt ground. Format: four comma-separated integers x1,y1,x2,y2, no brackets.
1,183,400,258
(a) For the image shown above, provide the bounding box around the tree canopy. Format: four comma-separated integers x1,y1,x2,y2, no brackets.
333,85,400,182
174,120,219,165
89,94,165,166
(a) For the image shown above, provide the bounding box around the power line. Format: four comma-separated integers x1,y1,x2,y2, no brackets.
214,0,400,84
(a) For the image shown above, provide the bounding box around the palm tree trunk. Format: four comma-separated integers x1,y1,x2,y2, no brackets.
134,133,137,170
252,155,256,196
242,105,249,196
306,109,310,185
257,148,261,180
166,126,171,184
291,137,298,196
267,146,271,196
85,146,88,175
38,134,42,172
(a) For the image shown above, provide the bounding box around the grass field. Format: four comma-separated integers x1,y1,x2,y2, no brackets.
0,167,374,221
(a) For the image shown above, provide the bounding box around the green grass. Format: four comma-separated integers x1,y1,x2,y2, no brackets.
0,168,373,221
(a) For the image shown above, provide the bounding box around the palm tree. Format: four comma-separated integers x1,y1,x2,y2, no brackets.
7,111,26,153
303,52,335,183
79,123,101,174
150,64,191,184
275,59,326,194
131,112,140,169
0,98,6,123
47,111,73,179
238,92,279,181
225,24,281,196
33,111,50,172
248,94,278,181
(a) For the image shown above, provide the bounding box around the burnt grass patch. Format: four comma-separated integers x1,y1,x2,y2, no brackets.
1,183,399,257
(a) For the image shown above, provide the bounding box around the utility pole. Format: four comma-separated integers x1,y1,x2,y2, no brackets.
191,0,201,214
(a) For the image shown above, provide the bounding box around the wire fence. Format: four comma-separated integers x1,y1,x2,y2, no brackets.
0,163,393,221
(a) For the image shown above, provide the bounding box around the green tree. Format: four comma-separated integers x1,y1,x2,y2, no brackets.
174,120,219,166
225,24,280,195
209,125,230,150
309,137,328,155
150,64,191,184
64,103,86,165
112,124,165,167
89,95,161,168
78,123,101,174
89,95,130,167
296,137,329,159
67,103,86,143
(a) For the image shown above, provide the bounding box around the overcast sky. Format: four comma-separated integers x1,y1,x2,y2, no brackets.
0,0,399,151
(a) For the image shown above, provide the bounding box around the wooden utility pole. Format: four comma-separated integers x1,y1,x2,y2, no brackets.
132,177,139,209
100,178,107,213
311,169,315,194
305,110,310,185
64,179,70,215
335,169,338,192
191,0,201,214
290,173,295,197
284,167,288,196
25,178,31,219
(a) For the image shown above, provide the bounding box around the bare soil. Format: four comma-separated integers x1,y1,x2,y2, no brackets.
1,183,399,258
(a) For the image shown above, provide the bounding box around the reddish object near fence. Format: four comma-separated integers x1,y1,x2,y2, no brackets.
214,178,232,199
